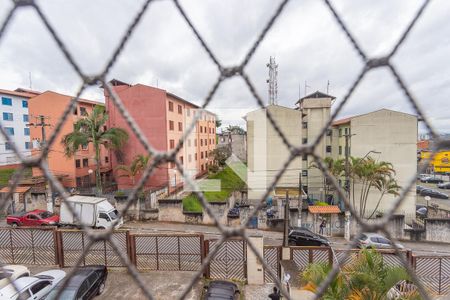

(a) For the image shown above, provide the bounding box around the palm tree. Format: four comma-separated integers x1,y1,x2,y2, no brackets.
62,105,128,193
115,154,150,185
301,248,418,299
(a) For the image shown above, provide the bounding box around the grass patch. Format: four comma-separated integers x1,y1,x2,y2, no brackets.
183,165,246,212
0,167,33,187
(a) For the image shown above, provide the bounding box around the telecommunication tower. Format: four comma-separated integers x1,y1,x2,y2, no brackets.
266,56,278,105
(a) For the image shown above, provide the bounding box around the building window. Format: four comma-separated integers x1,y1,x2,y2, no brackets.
2,97,12,106
201,164,204,171
5,142,12,151
339,128,342,137
178,122,182,131
25,142,31,150
187,139,191,147
194,139,197,147
23,114,28,122
302,122,308,129
201,152,204,159
3,112,13,121
178,105,182,114
180,156,184,164
105,156,109,163
73,107,78,115
302,154,307,161
5,127,14,136
326,129,332,136
326,145,332,153
169,120,174,131
205,151,208,158
200,139,203,146
195,153,197,161
168,101,174,112
200,126,203,133
302,138,307,144
82,158,88,167
170,139,175,149
79,107,87,116
76,177,82,187
75,159,81,168
188,154,192,162
24,128,30,136
22,100,28,108
339,146,342,155
302,170,308,177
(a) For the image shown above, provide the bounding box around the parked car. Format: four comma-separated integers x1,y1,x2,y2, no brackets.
416,185,425,193
420,176,444,183
416,207,427,216
357,233,404,249
227,207,240,218
6,210,59,227
437,182,450,189
419,188,449,199
46,265,107,300
0,270,65,300
288,227,330,246
203,280,240,300
0,265,30,289
417,174,429,181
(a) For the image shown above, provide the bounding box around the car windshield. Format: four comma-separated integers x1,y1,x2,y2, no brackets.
108,210,119,220
39,211,54,219
46,288,77,300
0,272,12,279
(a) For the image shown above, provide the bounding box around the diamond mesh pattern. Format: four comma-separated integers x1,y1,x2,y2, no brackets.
0,0,445,299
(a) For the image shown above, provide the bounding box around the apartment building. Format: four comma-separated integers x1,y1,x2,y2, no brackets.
295,91,334,199
331,109,417,220
28,91,110,187
246,105,302,200
103,79,216,191
0,88,40,167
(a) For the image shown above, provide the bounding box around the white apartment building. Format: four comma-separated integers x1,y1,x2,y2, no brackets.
0,88,39,166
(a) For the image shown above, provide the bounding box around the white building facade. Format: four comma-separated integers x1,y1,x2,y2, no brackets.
0,88,39,166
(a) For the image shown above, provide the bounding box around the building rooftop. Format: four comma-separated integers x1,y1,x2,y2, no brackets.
308,205,341,214
0,88,38,98
296,90,336,104
0,186,31,194
332,108,418,126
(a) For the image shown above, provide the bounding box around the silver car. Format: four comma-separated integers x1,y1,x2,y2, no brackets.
357,233,404,249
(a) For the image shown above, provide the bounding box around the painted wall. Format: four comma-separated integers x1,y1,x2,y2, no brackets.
0,91,32,166
425,218,450,243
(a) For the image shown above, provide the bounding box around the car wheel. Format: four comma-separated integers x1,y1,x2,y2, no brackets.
98,281,106,295
11,222,18,227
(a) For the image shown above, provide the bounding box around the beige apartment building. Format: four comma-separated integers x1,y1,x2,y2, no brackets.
295,91,334,199
246,105,302,200
331,109,417,221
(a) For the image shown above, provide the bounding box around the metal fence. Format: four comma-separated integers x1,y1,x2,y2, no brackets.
130,234,203,271
0,227,57,265
413,255,450,296
264,246,281,283
0,0,445,299
206,239,247,281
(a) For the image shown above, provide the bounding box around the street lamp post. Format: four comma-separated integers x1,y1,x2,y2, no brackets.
173,169,177,199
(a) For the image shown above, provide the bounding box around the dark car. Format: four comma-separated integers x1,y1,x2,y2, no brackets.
416,185,426,193
46,265,107,300
203,280,240,300
419,188,449,199
420,176,444,184
288,227,330,246
437,182,450,189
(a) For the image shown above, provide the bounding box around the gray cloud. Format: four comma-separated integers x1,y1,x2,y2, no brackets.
0,0,448,134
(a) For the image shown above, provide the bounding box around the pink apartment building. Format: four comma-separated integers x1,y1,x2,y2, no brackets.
103,79,216,191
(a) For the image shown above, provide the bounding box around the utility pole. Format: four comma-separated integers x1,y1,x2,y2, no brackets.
298,171,302,227
27,115,53,211
343,133,355,241
283,190,290,247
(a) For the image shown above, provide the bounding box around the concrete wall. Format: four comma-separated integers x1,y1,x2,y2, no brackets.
158,199,185,222
425,218,450,243
246,105,302,200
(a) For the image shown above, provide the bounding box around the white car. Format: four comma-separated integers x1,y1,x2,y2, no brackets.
0,265,30,289
0,270,65,300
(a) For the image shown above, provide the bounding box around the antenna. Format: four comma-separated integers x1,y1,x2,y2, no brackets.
29,72,32,89
266,56,278,105
304,81,311,96
327,80,330,94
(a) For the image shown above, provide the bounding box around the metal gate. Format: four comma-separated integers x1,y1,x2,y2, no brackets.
0,227,56,265
413,256,450,295
206,239,246,281
130,234,203,271
58,230,128,267
264,246,281,283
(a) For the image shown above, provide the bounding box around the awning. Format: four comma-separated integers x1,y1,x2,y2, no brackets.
0,186,31,193
308,205,341,214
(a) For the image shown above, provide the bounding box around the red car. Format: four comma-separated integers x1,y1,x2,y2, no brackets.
6,209,59,227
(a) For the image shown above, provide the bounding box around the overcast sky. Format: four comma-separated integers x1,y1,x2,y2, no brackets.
0,0,449,134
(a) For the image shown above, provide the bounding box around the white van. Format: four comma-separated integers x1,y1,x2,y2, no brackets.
59,195,123,229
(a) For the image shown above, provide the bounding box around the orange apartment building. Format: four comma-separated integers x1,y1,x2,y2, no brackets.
104,79,216,191
28,91,111,188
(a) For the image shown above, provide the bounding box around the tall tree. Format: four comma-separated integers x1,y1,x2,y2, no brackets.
62,105,128,193
226,125,246,135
